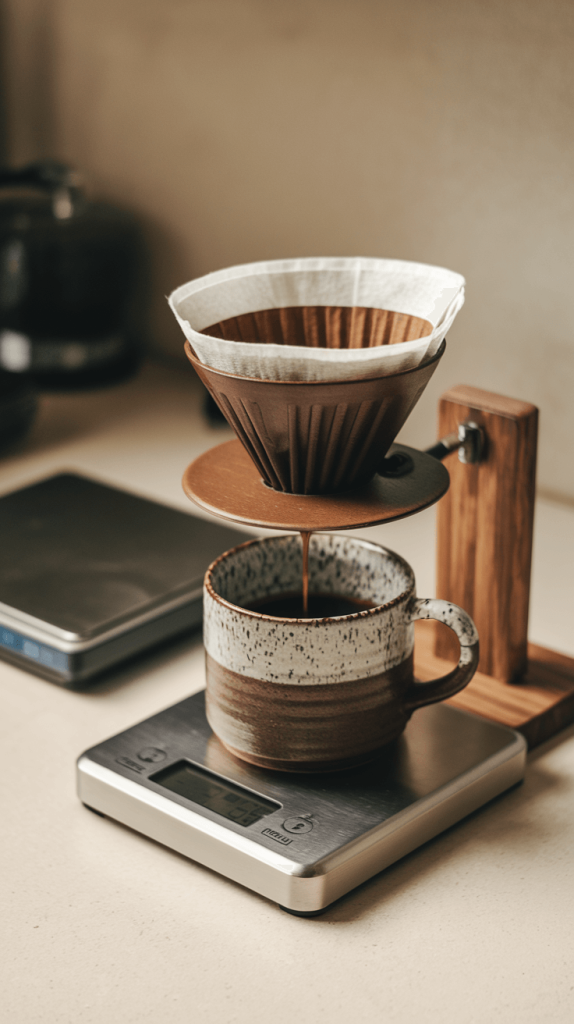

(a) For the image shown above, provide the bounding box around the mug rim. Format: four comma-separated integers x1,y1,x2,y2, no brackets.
204,533,415,623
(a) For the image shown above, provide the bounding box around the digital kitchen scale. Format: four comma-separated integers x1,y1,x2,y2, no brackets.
0,474,247,686
77,691,526,914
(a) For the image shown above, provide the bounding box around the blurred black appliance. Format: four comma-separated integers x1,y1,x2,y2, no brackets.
0,369,36,450
0,161,143,388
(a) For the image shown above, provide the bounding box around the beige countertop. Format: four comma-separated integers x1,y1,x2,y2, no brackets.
2,362,573,1024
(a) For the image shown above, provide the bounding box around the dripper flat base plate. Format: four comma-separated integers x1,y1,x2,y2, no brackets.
182,439,449,532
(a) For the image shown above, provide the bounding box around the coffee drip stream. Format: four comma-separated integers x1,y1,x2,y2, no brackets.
283,531,376,618
301,530,310,616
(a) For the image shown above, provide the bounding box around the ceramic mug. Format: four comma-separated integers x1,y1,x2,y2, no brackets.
203,534,479,772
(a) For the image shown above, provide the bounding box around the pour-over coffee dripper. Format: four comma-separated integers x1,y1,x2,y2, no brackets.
172,256,461,496
185,339,445,495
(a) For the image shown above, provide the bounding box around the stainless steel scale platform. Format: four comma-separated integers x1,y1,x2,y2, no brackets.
77,691,526,915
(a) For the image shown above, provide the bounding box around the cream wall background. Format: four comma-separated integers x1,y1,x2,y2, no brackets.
3,0,574,499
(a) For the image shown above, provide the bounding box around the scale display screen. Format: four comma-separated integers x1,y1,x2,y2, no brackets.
151,761,280,827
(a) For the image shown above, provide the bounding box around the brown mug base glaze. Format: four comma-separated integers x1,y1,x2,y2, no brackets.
216,739,396,774
205,653,413,773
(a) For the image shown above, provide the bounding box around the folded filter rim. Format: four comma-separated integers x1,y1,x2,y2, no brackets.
170,257,464,335
170,256,464,382
184,337,446,385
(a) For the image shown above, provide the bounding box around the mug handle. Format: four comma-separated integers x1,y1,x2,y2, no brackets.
405,598,480,710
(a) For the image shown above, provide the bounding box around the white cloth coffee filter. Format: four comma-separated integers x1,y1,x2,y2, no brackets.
168,257,465,381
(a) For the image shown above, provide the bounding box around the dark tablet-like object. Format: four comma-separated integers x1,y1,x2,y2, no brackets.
0,473,248,686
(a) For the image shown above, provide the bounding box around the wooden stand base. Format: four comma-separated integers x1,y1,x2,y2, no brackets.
414,623,574,748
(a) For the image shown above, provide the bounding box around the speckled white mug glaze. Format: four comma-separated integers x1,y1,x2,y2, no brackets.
204,534,479,772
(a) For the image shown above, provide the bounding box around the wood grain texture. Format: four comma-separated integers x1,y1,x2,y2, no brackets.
415,624,574,748
435,385,538,683
203,306,432,349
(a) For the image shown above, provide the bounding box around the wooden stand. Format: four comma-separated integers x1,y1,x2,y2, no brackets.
414,385,574,748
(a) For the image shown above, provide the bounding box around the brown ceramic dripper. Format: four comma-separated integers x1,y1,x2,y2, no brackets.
185,325,444,495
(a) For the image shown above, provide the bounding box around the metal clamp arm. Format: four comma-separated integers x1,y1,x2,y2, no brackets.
426,421,484,464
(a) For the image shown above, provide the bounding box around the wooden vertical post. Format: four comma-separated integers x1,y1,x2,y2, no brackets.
435,386,538,683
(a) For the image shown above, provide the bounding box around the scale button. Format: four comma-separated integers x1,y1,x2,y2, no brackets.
282,817,313,834
137,747,167,763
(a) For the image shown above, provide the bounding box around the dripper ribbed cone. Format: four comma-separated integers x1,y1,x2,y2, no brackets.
186,340,445,495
